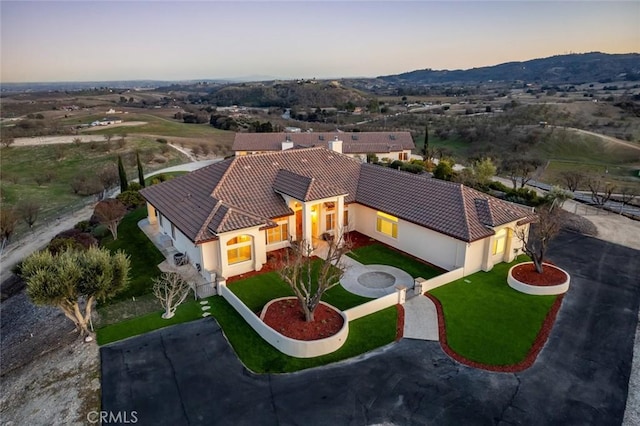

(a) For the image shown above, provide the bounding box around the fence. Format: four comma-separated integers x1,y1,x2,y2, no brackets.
415,268,465,293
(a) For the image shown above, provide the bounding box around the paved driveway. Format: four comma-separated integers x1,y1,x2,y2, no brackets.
101,232,639,425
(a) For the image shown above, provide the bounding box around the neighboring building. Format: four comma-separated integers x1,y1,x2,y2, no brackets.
140,146,534,284
90,117,123,126
232,131,415,161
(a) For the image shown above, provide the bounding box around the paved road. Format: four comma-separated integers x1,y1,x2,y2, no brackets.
101,232,639,425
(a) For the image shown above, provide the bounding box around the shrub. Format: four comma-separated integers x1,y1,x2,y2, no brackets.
156,138,168,144
74,220,93,233
127,182,142,192
117,190,145,209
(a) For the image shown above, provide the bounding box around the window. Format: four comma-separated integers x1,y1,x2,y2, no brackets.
171,223,176,239
399,152,408,161
227,235,252,265
376,212,398,238
159,214,163,227
324,201,336,231
343,210,349,227
267,221,289,244
493,228,507,255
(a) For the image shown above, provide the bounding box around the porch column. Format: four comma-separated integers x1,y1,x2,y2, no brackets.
302,202,314,255
336,196,345,242
504,228,516,263
146,203,157,225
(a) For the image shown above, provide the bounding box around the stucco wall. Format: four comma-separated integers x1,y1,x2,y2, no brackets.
463,239,486,275
351,204,465,271
343,291,402,321
218,227,267,278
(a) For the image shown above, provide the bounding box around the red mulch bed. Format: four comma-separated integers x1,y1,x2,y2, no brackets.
425,293,564,372
226,248,289,284
262,298,344,341
344,231,377,250
512,263,568,286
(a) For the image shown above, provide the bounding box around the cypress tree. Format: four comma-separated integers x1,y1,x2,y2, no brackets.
117,155,128,193
136,151,145,188
422,123,429,158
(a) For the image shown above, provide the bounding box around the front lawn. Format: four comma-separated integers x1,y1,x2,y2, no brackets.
97,295,398,373
101,207,164,302
228,269,372,312
429,257,558,366
348,243,443,279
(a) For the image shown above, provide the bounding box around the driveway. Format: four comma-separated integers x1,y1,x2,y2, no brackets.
101,232,639,425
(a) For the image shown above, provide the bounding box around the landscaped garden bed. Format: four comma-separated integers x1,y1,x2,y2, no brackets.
261,298,344,341
428,257,561,371
508,262,570,296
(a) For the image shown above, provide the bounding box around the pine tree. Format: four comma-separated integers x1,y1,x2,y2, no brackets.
136,151,145,188
117,155,128,193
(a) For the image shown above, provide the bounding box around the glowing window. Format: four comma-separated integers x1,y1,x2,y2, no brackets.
227,235,252,265
267,221,289,244
376,212,398,239
493,228,507,255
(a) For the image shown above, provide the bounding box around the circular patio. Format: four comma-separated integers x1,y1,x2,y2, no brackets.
340,262,414,298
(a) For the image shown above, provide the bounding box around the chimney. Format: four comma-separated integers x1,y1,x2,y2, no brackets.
329,136,343,154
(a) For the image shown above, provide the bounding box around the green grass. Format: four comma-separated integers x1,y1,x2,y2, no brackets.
541,160,640,191
416,134,470,159
98,295,398,373
101,207,164,302
429,257,557,366
0,138,188,237
144,171,187,185
533,130,640,165
347,243,443,279
96,297,207,345
228,269,372,312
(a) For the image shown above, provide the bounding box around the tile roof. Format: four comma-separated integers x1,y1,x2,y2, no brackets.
141,147,532,244
233,132,415,154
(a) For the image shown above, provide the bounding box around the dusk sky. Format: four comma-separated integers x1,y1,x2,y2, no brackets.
1,1,638,83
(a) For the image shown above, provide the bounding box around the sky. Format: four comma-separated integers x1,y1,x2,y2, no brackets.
1,1,638,83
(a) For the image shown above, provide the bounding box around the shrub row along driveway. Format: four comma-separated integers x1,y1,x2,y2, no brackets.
101,232,639,425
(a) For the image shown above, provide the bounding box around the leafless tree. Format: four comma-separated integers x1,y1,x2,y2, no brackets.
1,136,15,148
153,272,192,319
17,199,41,229
515,203,564,274
501,158,544,189
97,163,119,195
93,199,127,240
278,235,352,322
0,208,18,252
559,170,584,192
587,177,616,207
72,137,82,145
620,186,637,206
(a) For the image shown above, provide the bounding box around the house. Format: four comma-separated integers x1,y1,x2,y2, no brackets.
140,146,534,285
232,131,415,162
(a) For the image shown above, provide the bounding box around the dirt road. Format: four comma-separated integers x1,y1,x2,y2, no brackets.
560,126,640,151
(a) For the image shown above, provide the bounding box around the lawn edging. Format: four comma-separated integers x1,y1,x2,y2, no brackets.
426,293,565,372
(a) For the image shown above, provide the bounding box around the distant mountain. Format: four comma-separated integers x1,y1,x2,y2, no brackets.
378,52,640,85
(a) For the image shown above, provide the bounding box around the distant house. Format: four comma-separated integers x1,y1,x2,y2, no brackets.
232,131,416,162
90,117,123,127
140,146,533,284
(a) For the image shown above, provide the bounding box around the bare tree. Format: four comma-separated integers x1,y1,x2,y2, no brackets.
278,235,352,322
152,272,192,319
502,158,544,190
515,203,564,274
0,208,18,252
72,137,82,145
17,199,41,229
97,163,119,195
559,170,584,192
587,177,616,207
93,199,127,240
620,186,637,206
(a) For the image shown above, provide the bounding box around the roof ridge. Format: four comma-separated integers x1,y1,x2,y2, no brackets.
211,157,238,199
195,199,223,242
459,185,473,239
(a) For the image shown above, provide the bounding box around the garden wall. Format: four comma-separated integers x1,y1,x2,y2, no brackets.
343,289,405,321
416,268,465,292
219,287,349,358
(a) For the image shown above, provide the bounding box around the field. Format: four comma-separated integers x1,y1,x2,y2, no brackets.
0,137,188,237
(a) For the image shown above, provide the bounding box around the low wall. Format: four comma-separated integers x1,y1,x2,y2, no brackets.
343,290,402,321
220,288,349,358
417,268,464,293
507,263,570,296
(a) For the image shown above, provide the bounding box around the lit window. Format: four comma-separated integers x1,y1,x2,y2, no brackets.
267,221,289,244
493,229,507,255
227,234,252,265
343,210,349,227
376,212,398,239
326,213,335,231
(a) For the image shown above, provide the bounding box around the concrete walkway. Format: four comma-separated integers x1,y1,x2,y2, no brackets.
403,295,439,341
337,255,414,298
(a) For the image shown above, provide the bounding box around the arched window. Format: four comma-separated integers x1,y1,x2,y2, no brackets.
227,235,252,265
493,228,507,255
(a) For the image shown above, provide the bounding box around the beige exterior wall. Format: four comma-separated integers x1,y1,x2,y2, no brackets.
217,226,267,278
351,204,466,271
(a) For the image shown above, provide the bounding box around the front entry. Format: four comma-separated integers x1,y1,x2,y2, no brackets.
295,210,302,241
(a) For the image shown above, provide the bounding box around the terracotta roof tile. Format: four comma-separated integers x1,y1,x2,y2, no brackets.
141,146,532,244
